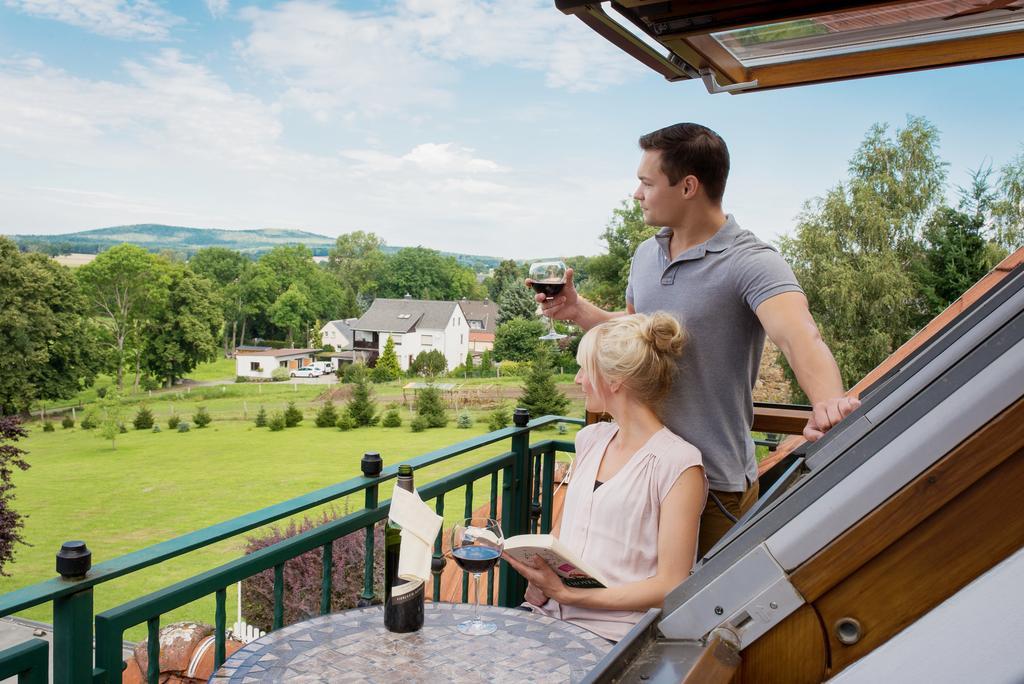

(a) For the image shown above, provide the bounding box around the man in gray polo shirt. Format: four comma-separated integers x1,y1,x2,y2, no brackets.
539,123,859,555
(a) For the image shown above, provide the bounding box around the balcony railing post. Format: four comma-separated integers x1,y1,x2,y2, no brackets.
500,407,532,606
53,541,94,684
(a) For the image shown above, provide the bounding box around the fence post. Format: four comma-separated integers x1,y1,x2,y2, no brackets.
499,408,531,606
52,541,94,684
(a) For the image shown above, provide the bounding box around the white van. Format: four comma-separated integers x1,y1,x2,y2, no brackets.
309,361,334,375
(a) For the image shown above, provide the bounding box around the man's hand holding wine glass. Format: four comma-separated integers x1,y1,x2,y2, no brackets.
526,266,580,321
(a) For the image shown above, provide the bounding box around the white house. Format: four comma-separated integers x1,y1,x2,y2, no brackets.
319,318,356,351
234,347,317,379
351,297,471,372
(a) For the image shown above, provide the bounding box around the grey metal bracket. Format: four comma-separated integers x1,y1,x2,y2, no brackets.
699,67,759,94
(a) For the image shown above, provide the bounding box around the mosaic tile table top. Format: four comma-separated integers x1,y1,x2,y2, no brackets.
210,603,613,683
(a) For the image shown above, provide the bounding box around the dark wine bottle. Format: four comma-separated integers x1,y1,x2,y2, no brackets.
384,464,425,633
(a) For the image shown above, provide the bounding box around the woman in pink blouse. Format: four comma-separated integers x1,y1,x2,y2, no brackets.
505,312,707,641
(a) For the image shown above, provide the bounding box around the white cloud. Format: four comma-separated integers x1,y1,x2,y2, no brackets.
235,0,641,119
402,143,502,174
205,0,229,19
4,0,182,40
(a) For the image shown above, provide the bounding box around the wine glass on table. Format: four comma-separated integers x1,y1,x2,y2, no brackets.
528,260,567,341
450,517,505,635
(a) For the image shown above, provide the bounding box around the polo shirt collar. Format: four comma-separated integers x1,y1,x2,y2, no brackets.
655,215,741,263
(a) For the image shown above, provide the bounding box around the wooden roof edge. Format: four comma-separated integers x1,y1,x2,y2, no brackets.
759,246,1023,475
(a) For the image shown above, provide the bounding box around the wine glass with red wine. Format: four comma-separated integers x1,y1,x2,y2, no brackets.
450,517,505,635
528,260,567,341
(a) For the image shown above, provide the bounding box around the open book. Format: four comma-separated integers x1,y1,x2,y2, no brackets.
504,534,610,589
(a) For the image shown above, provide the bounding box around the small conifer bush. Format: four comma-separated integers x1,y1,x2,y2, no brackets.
487,406,511,432
167,415,180,430
315,401,339,428
284,402,303,427
133,406,155,430
151,425,161,433
336,414,355,431
193,406,212,428
410,416,428,432
61,415,75,429
381,409,402,428
177,422,191,433
457,411,473,429
268,412,286,431
254,406,267,427
42,421,55,432
81,411,99,430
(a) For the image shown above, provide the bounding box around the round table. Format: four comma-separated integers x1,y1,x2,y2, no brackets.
210,603,613,683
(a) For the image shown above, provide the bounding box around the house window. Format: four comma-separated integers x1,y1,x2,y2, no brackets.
250,362,261,372
279,360,288,368
354,330,374,344
421,335,433,346
460,334,464,344
392,335,402,346
469,319,484,330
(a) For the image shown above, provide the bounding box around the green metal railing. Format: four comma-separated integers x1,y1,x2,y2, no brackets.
0,409,581,684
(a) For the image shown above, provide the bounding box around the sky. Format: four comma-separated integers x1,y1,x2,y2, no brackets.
1,1,1023,259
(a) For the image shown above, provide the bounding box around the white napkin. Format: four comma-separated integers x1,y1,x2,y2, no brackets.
388,484,443,597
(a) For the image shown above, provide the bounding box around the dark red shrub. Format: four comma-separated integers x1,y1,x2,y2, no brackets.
241,509,383,631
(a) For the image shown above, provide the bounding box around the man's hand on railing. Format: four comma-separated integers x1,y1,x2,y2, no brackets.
804,396,862,442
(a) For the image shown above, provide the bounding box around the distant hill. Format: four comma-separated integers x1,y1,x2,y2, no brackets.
7,224,503,272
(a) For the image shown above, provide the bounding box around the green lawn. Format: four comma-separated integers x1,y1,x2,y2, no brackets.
3,406,581,640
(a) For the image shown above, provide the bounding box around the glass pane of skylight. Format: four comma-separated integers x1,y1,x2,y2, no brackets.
712,1,1024,66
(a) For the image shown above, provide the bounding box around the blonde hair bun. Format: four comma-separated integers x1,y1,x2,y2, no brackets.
643,312,686,356
576,311,687,410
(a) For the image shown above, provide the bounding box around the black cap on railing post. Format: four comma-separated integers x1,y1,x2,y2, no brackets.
56,541,92,580
513,407,530,427
360,452,383,478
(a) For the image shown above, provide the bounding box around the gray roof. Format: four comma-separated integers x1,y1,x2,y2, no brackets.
353,298,458,333
458,299,498,334
323,318,355,337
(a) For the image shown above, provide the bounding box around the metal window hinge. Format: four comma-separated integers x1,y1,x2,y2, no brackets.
699,67,759,95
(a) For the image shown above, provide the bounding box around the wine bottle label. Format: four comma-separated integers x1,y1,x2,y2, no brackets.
389,579,425,603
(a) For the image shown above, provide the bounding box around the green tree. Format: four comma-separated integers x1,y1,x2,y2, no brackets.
142,263,223,387
376,247,484,300
269,283,312,347
254,406,267,427
97,393,124,450
193,406,212,428
779,116,947,396
0,238,101,414
0,416,30,574
993,147,1024,251
409,349,447,377
347,374,379,426
372,336,402,382
338,286,360,319
133,406,154,430
493,319,546,362
327,231,387,299
580,199,657,310
497,283,538,324
416,383,449,428
189,247,253,355
315,400,339,428
283,401,303,427
519,344,570,419
77,244,160,391
915,173,993,319
480,349,493,375
486,259,525,303
464,350,475,375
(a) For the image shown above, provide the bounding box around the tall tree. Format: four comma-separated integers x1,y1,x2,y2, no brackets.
327,231,386,299
376,247,484,300
0,238,100,414
142,264,223,387
77,244,160,390
993,147,1024,252
778,116,948,396
493,319,546,362
189,247,252,356
497,282,538,324
268,284,312,347
487,259,525,303
0,416,29,574
580,199,657,310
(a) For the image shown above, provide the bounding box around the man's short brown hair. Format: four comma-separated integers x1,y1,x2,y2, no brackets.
638,123,730,202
